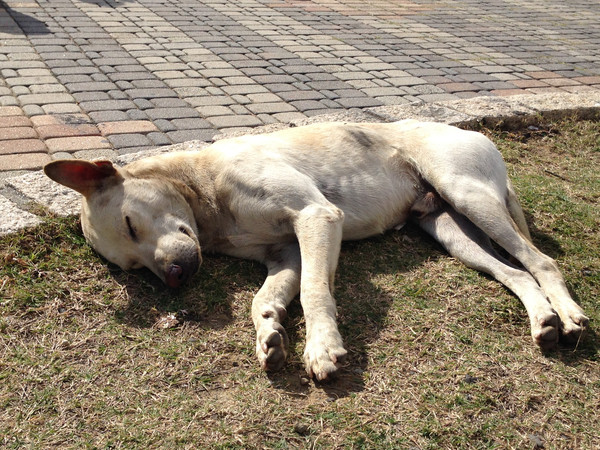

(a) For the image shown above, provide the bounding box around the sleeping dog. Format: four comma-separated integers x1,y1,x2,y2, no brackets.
45,120,588,380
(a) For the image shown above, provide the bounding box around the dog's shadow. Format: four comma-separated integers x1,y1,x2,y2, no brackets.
110,219,596,397
112,254,264,330
110,223,440,395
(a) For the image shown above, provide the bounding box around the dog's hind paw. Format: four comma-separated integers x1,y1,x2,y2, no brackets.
256,322,289,371
303,335,347,381
560,312,589,345
531,311,559,351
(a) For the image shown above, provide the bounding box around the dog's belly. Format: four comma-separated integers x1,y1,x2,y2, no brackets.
210,122,425,243
314,167,418,241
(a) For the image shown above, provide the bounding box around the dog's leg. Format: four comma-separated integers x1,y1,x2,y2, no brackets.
294,203,348,380
252,244,301,371
442,184,588,345
506,181,532,241
418,207,561,348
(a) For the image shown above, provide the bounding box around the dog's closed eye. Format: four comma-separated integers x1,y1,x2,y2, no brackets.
125,216,137,241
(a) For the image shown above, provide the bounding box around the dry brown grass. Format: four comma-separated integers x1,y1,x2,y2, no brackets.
1,118,598,448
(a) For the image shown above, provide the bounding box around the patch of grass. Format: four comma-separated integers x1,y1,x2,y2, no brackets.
1,118,599,448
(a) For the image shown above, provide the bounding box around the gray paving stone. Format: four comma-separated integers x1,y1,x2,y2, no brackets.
153,119,177,132
133,98,153,110
30,84,68,94
207,115,263,129
65,82,118,92
246,102,296,114
147,132,173,146
336,97,382,108
108,72,157,82
19,93,75,105
6,76,59,87
170,118,213,130
22,104,45,116
107,133,153,148
125,88,178,99
89,110,130,122
167,129,218,143
277,90,326,101
12,86,30,96
79,99,137,112
127,109,149,121
145,107,201,120
290,100,330,112
73,92,111,102
131,79,169,89
150,98,189,108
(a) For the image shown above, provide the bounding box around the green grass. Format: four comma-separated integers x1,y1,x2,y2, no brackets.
1,118,599,448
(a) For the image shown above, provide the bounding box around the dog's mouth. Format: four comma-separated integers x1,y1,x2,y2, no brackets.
163,252,201,288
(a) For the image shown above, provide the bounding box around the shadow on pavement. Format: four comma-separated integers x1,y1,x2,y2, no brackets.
0,1,49,35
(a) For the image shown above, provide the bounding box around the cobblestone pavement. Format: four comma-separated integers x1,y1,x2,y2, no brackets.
1,0,599,180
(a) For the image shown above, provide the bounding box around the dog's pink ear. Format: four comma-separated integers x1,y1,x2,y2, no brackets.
44,160,121,197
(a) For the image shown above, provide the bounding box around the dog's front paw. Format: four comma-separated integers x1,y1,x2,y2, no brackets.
303,332,347,381
256,321,289,371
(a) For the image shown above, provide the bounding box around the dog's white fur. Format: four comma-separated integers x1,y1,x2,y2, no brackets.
45,120,588,380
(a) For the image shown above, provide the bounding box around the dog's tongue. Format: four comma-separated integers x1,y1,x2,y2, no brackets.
165,264,184,288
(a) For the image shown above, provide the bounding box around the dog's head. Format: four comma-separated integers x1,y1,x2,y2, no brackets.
45,160,201,288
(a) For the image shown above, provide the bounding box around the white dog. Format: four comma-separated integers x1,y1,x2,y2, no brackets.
45,120,588,380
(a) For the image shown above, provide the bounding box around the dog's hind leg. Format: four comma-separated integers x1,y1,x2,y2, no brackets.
506,181,531,241
252,243,301,372
417,207,561,349
439,181,588,345
294,203,348,380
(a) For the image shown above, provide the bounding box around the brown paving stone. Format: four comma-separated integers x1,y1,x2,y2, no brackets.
0,127,38,141
30,115,60,127
573,76,600,85
524,71,563,79
439,82,479,93
0,152,51,171
0,106,23,117
36,124,100,140
98,120,158,135
0,115,33,128
511,79,550,89
45,136,112,153
490,88,530,96
0,139,47,155
542,77,582,87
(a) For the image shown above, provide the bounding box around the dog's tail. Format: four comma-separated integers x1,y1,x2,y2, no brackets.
506,180,532,242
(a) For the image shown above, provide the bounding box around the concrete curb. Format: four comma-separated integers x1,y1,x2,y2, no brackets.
2,91,599,236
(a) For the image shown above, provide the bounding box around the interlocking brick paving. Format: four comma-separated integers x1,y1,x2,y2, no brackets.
0,0,598,177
